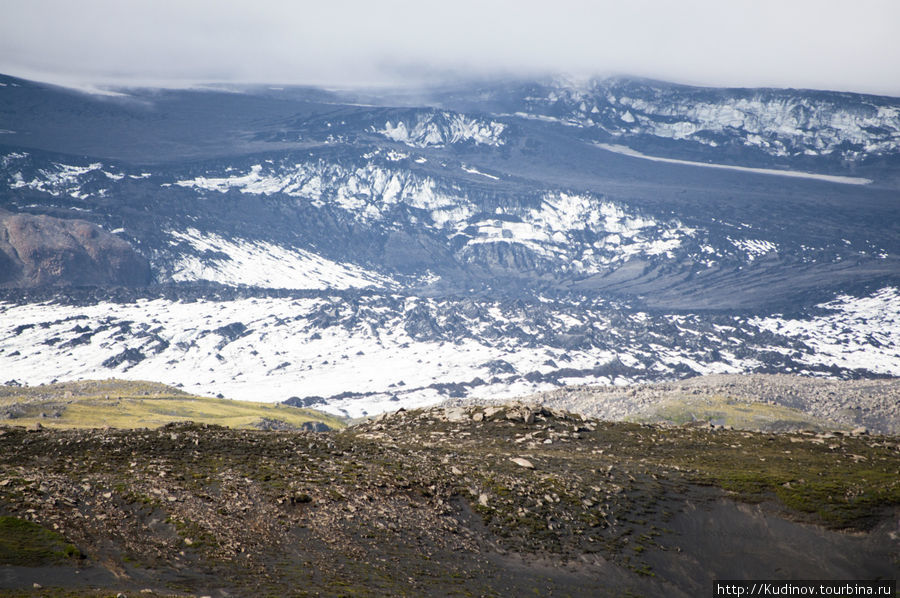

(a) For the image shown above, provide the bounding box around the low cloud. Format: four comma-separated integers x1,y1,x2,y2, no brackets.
1,0,898,95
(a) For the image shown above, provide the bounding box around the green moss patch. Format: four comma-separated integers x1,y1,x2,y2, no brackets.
0,516,82,566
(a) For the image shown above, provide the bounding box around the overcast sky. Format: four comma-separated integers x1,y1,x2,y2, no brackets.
2,0,899,95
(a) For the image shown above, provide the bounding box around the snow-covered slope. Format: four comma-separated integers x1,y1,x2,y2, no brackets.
166,228,394,289
1,288,897,417
3,141,896,304
490,78,900,166
1,74,898,419
750,287,900,375
173,156,698,275
173,156,467,225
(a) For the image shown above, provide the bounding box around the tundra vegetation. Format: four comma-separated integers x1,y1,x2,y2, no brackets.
0,379,344,431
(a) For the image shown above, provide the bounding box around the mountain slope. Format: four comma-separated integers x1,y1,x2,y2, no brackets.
1,74,899,304
2,137,897,307
0,73,898,414
429,77,900,174
1,287,898,416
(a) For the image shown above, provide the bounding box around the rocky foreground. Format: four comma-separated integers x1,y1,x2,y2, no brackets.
0,404,898,596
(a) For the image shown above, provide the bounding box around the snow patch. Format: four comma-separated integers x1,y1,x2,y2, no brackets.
461,165,500,180
1,290,897,418
750,287,900,375
168,228,394,290
729,238,777,260
2,155,127,198
595,144,873,185
379,112,505,148
174,160,471,227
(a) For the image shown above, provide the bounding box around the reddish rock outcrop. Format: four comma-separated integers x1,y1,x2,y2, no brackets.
0,210,150,287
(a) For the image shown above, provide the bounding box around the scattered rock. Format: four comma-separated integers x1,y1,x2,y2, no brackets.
509,457,535,470
483,406,504,419
445,408,469,423
0,396,895,595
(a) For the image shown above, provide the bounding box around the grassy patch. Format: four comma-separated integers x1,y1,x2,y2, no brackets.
0,378,344,430
710,460,900,528
0,516,82,566
628,394,839,432
166,515,219,550
673,430,900,529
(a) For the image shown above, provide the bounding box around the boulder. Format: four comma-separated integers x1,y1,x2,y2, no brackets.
509,457,535,470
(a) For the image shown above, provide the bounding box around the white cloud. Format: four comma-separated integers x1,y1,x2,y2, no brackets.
1,0,898,95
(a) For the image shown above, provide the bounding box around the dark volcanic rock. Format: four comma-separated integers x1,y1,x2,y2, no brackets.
214,322,248,341
252,417,301,431
0,210,150,288
101,347,146,369
283,395,327,408
300,421,332,432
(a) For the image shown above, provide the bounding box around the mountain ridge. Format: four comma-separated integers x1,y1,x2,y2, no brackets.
1,72,898,413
